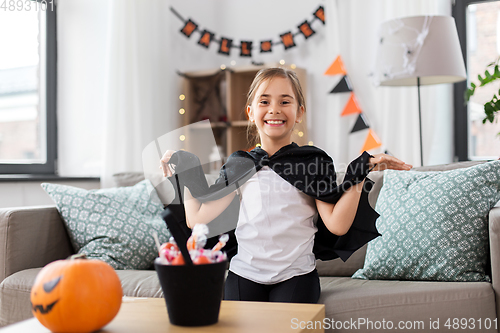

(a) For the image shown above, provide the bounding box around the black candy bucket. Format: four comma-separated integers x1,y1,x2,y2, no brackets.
154,260,227,326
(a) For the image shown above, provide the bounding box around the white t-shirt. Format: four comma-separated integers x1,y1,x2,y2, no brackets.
229,166,318,284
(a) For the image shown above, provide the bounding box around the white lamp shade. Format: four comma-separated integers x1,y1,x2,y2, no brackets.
374,15,466,86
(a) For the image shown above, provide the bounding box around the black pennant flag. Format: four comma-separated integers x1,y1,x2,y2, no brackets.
330,75,352,93
351,114,370,133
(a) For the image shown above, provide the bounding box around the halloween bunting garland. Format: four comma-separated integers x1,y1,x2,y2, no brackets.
325,56,383,153
171,5,325,57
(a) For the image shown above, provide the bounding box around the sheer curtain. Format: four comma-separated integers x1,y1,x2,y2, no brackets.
98,0,454,187
101,0,178,187
324,0,453,167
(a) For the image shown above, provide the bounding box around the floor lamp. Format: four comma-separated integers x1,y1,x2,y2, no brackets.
373,15,466,166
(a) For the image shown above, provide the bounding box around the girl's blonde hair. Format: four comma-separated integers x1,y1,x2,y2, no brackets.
245,67,306,147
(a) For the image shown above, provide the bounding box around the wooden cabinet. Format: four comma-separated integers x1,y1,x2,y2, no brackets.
178,65,308,171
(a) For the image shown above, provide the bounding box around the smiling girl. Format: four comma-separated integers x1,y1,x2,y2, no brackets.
160,67,411,303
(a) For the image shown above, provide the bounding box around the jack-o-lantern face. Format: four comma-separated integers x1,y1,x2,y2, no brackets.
31,275,61,314
30,255,122,333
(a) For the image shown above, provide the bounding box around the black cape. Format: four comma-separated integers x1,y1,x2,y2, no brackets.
161,143,380,262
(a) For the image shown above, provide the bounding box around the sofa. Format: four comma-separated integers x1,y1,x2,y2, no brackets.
1,160,499,333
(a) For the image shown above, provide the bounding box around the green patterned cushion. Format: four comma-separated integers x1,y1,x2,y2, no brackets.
352,161,500,282
41,180,170,270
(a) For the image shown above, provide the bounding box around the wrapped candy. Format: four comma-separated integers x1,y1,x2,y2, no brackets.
209,250,227,263
187,224,209,251
155,226,228,265
161,237,179,252
211,234,229,252
191,249,211,265
171,254,185,266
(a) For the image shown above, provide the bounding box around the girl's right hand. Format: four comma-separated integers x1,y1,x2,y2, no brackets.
159,150,176,177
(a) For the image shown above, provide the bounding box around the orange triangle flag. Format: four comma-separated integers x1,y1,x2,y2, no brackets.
341,93,362,116
361,129,382,153
324,55,346,76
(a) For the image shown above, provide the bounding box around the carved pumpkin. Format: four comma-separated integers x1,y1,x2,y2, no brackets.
30,254,122,333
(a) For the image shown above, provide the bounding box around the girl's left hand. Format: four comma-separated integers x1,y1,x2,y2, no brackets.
369,154,412,171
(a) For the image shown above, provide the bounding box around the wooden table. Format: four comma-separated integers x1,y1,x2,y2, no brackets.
0,297,325,333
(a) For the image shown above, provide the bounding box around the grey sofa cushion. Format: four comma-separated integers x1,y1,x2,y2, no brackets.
0,268,163,327
0,206,73,283
118,270,163,298
319,161,490,277
0,269,38,327
113,172,219,188
41,181,171,270
319,277,496,332
4,267,495,331
367,160,487,209
113,172,151,187
112,172,219,206
316,245,367,277
354,161,500,282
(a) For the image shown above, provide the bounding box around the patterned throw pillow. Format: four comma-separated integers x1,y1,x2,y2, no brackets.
352,161,500,282
42,180,171,270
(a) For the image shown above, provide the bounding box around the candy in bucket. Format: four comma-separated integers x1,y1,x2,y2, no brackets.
153,225,228,266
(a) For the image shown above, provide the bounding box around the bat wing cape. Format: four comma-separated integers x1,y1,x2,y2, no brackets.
162,143,380,262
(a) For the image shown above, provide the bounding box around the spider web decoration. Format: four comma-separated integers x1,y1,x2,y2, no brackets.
372,16,432,85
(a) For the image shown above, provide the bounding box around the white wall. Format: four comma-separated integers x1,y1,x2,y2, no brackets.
55,0,456,179
167,0,338,162
0,180,100,209
56,0,333,177
5,0,456,207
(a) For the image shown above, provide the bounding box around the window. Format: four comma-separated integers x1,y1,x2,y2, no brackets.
453,0,500,161
0,1,56,174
